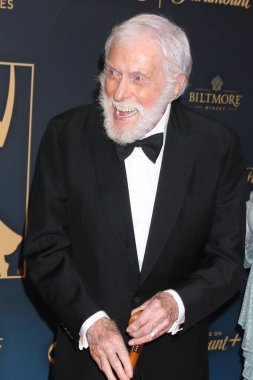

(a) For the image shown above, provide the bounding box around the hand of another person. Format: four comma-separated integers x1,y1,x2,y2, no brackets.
87,317,133,380
127,292,179,346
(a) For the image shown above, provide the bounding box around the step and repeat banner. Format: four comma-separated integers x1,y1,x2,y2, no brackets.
0,1,252,379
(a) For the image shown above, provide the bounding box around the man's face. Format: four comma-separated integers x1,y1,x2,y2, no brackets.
100,39,170,144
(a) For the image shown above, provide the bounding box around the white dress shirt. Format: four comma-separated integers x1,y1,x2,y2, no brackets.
79,104,185,349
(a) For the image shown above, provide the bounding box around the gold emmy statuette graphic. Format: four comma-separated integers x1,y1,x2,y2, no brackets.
0,63,15,148
0,62,35,279
48,341,57,365
247,167,253,184
0,220,22,278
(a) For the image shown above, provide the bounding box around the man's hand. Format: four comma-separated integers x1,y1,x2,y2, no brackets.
126,292,179,346
87,317,133,380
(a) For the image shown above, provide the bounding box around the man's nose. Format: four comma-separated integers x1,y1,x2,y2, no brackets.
113,76,131,102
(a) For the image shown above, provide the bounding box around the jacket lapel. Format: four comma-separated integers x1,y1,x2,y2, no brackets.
87,110,139,275
139,104,198,285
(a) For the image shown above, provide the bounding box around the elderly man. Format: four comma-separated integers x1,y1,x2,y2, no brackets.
25,14,246,380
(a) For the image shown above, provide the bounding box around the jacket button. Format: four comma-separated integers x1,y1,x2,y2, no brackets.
133,296,140,305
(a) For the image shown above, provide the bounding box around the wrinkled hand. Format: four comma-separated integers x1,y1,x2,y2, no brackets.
126,292,179,346
87,317,133,380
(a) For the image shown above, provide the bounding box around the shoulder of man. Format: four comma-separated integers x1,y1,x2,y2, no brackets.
172,100,241,149
39,103,104,154
49,103,102,131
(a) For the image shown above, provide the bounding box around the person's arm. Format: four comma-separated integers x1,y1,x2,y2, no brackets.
79,311,110,349
128,130,246,345
24,116,133,379
165,289,185,334
24,118,101,343
245,192,253,267
176,129,246,330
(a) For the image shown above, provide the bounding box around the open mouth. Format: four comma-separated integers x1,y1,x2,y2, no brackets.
113,106,138,120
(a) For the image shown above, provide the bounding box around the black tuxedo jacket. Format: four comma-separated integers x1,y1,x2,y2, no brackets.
25,102,246,380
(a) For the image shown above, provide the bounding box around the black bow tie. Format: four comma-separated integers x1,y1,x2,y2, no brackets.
115,133,163,163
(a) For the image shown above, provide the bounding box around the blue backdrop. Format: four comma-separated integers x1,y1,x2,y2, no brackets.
0,1,252,379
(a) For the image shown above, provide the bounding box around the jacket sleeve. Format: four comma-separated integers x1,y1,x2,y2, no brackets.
24,117,100,345
175,130,247,331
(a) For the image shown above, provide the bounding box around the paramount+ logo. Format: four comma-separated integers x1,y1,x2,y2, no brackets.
187,75,243,112
208,330,241,351
0,62,34,280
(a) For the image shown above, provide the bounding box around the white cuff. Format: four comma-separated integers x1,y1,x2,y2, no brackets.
79,311,110,350
164,289,185,335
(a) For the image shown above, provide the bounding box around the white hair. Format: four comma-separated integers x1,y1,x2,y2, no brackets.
104,13,192,97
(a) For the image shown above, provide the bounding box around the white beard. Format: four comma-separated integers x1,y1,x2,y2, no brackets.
98,77,172,145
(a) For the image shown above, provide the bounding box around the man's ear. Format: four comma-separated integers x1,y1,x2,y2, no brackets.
170,74,187,101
